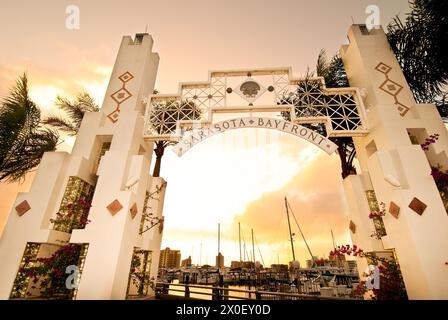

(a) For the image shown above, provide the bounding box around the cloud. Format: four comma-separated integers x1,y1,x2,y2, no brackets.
231,152,352,264
0,58,111,116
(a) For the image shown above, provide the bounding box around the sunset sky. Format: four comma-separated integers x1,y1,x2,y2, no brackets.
0,0,411,266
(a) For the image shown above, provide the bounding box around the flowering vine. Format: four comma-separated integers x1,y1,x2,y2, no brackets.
368,202,386,219
128,250,153,296
12,244,85,299
420,133,439,150
51,199,92,233
431,165,448,212
330,245,407,300
139,183,166,235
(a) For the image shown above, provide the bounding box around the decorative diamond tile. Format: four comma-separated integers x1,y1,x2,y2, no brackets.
375,62,392,74
15,200,31,216
107,109,120,123
395,102,410,116
389,201,400,219
408,197,427,215
119,71,134,83
387,84,397,91
111,87,132,104
107,199,123,216
349,220,356,234
380,79,403,96
375,62,409,118
130,203,138,219
159,217,164,234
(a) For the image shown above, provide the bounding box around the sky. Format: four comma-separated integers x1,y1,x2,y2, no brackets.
0,0,411,266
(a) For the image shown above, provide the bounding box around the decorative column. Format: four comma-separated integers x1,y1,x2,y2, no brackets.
341,25,448,299
0,33,162,300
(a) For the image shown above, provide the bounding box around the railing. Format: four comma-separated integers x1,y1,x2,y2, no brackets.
155,282,355,301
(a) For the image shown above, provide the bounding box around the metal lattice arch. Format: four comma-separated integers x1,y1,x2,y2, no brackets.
143,68,369,144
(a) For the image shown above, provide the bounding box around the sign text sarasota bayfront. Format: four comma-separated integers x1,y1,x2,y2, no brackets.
172,117,338,156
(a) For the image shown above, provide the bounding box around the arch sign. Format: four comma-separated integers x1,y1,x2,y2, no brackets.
172,117,339,156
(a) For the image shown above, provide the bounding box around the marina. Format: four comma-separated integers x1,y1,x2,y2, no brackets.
154,197,360,300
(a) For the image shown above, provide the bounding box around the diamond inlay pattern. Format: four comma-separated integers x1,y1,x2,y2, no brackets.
375,62,410,116
409,197,427,215
15,200,31,216
389,201,400,219
349,220,356,234
107,199,123,216
130,203,138,219
107,71,134,123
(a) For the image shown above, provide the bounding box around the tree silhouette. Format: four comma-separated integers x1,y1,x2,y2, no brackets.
0,74,59,182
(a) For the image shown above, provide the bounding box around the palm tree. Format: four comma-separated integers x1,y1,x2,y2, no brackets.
316,50,357,178
42,92,99,136
0,74,59,182
387,0,448,118
280,50,356,179
149,99,202,177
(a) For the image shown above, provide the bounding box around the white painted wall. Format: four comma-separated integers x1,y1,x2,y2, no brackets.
341,25,448,299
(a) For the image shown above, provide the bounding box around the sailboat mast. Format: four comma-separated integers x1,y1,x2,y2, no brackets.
251,228,256,267
254,232,265,266
218,223,220,272
331,229,336,250
287,199,314,265
239,222,242,262
285,196,296,261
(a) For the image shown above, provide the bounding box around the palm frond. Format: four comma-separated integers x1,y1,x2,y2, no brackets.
0,74,59,182
42,115,77,135
55,92,99,132
387,0,448,116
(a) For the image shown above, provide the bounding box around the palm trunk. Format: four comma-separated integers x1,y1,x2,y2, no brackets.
336,141,356,179
152,141,165,177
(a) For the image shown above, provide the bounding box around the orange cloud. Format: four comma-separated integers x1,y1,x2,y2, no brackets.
232,153,352,265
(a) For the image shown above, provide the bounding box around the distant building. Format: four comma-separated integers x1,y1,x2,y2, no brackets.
216,252,224,268
241,261,255,269
270,264,288,272
159,247,181,268
230,261,242,269
329,253,346,267
344,260,358,275
181,256,192,268
289,260,300,270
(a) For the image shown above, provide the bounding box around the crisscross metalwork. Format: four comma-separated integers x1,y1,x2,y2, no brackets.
143,68,368,140
278,79,364,133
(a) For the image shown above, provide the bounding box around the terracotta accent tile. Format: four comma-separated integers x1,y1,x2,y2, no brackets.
408,197,427,215
159,217,164,234
15,200,31,217
107,199,123,216
349,220,356,234
389,201,400,219
130,203,138,219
